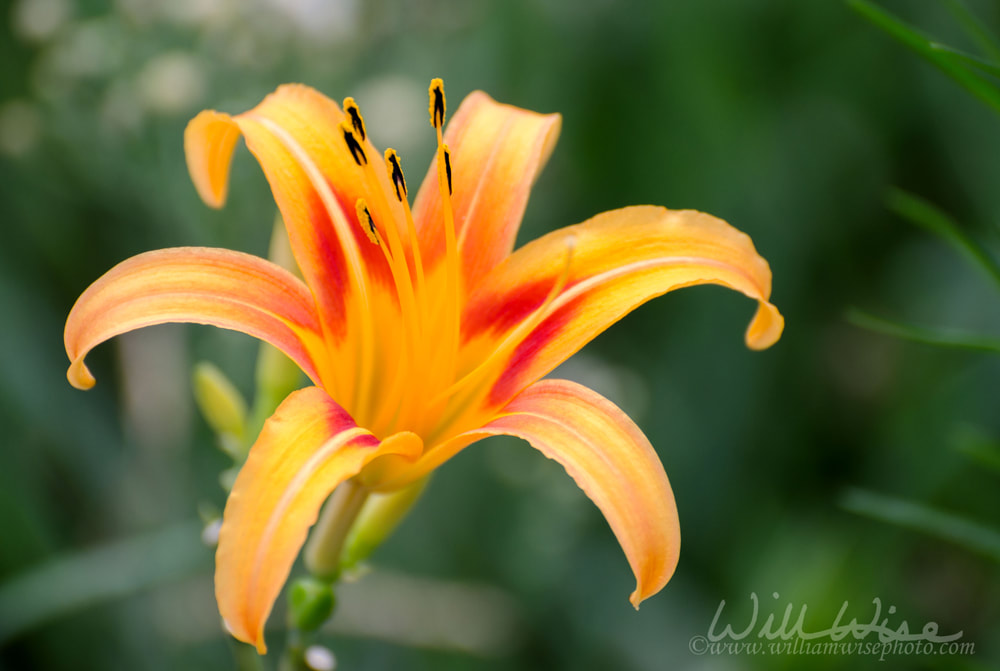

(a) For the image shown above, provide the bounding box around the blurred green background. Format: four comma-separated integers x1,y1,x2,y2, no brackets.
1,0,999,669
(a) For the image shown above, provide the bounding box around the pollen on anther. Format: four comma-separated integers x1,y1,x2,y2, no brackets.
429,78,446,129
343,97,367,142
443,145,453,195
355,198,379,245
385,149,407,201
341,121,367,166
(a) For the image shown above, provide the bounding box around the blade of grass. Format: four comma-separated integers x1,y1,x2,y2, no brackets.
886,188,1000,289
941,0,1000,63
0,521,208,645
841,488,1000,563
846,309,1000,353
931,43,1000,79
848,0,1000,115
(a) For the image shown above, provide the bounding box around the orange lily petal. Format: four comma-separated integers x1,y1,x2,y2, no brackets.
64,247,327,390
185,86,403,341
372,379,679,606
411,90,561,286
216,386,421,653
461,206,784,410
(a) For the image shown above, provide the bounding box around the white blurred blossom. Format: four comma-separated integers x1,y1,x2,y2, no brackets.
12,0,71,43
137,52,207,115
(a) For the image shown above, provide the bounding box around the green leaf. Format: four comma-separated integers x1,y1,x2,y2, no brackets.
886,188,1000,289
848,0,1000,115
841,488,1000,563
931,43,1000,79
846,309,1000,353
940,0,1000,63
0,522,208,645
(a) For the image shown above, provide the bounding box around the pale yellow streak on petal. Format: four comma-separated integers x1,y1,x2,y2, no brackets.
368,379,679,606
460,206,784,410
64,247,327,390
216,387,420,653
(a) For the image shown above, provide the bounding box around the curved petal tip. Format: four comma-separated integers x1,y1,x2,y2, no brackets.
185,109,242,209
745,300,784,351
67,358,96,390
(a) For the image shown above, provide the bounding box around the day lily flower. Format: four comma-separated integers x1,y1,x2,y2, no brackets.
64,80,783,653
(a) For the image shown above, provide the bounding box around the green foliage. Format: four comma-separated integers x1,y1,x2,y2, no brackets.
849,0,1000,114
841,488,1000,563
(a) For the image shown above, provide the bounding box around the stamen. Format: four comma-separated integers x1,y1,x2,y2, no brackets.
429,78,446,129
343,97,367,142
355,199,380,246
355,194,421,432
384,148,428,335
341,121,367,166
339,99,427,430
428,78,462,401
443,145,453,195
385,149,407,201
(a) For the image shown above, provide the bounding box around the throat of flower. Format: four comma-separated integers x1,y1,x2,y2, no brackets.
430,236,577,425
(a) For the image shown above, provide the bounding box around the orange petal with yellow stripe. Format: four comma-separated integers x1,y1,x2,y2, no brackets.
64,247,327,390
461,206,784,410
372,379,679,605
216,386,421,653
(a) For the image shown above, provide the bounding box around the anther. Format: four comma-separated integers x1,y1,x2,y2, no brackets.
343,97,367,142
442,145,453,195
355,198,379,245
385,149,407,201
429,78,446,129
341,121,367,166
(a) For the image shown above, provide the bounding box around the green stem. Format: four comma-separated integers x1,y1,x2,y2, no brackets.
304,481,369,580
229,638,265,671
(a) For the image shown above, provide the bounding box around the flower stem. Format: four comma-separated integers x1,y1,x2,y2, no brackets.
304,481,369,580
228,638,265,671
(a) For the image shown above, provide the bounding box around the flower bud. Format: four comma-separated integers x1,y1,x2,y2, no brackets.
287,577,336,633
192,362,247,459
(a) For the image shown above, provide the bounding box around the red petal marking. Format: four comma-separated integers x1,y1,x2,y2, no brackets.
460,276,553,343
487,295,583,406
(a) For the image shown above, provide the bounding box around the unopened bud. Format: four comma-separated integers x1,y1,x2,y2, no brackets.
192,362,247,459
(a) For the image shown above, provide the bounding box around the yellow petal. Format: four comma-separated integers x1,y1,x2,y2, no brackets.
216,386,421,653
460,206,784,409
374,379,679,606
185,110,242,209
411,91,561,286
64,247,328,390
